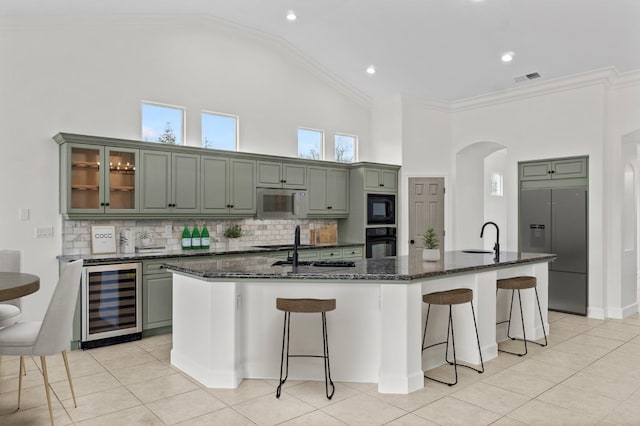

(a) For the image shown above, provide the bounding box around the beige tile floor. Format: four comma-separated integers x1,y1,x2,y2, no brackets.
2,312,640,425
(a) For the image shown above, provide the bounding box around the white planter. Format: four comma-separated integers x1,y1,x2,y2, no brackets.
228,239,240,251
422,248,440,262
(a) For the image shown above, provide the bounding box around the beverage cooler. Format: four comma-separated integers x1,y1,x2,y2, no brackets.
81,263,142,348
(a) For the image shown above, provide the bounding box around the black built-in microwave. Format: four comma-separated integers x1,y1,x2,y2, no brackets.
367,193,395,225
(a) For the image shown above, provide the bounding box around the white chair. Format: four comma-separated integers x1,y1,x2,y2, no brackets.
0,249,23,327
0,259,83,426
0,249,23,375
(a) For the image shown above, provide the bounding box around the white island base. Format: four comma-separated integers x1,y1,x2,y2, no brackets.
170,260,549,394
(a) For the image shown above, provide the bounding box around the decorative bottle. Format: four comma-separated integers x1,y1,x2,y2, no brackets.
201,225,210,249
191,225,201,249
181,226,191,250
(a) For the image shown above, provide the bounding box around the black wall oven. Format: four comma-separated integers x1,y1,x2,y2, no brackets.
367,194,395,225
366,227,397,258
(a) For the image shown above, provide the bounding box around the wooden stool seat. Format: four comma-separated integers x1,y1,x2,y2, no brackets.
276,298,336,313
497,276,536,290
423,288,473,306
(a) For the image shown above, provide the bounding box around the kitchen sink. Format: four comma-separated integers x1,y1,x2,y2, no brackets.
272,260,356,267
462,249,492,254
254,244,314,249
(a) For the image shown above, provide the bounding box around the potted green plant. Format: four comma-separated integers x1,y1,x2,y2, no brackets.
138,230,152,247
422,228,440,261
224,224,243,250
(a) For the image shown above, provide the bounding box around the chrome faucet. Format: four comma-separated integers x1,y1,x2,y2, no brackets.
292,225,300,267
480,221,500,261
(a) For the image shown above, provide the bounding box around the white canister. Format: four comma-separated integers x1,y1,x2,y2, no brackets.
120,229,135,254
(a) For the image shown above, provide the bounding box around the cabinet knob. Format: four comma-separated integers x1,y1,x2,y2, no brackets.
327,206,332,209
330,253,334,256
410,239,415,244
379,183,384,186
105,203,110,206
100,202,105,206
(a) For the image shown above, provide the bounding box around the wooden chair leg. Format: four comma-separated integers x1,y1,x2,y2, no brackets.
18,356,24,409
61,350,77,407
40,356,54,426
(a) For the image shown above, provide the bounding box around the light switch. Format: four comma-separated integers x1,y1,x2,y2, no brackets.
19,208,30,221
35,227,54,238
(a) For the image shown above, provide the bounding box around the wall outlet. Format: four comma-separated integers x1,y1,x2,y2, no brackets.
164,224,172,236
217,224,223,234
35,226,54,238
19,208,30,222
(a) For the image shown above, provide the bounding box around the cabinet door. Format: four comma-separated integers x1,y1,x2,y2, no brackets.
551,158,587,179
282,163,307,189
229,159,256,214
308,167,329,213
257,161,282,188
172,153,200,212
67,144,105,214
105,147,139,213
140,150,172,213
380,170,398,192
142,274,172,330
364,168,382,191
520,162,552,181
201,156,230,214
328,168,349,214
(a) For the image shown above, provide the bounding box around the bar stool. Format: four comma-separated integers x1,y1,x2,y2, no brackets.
422,288,484,386
496,276,548,356
275,298,336,399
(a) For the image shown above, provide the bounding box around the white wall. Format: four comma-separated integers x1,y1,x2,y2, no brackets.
450,81,607,316
397,98,452,254
0,15,371,320
483,149,507,251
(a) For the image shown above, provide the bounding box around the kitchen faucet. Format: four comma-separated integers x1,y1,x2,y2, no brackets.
480,221,500,261
292,225,300,267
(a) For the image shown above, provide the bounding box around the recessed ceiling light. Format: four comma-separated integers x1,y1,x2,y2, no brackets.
501,51,515,62
286,10,297,21
366,65,376,75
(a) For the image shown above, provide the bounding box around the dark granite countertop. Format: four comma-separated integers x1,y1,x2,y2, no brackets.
164,251,557,282
56,242,364,265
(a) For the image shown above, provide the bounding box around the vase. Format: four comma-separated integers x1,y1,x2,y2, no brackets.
422,248,440,262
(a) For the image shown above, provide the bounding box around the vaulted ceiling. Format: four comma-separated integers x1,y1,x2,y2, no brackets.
2,0,639,101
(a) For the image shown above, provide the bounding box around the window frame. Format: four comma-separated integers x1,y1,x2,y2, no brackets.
297,127,325,161
201,110,239,151
141,100,186,145
334,132,358,163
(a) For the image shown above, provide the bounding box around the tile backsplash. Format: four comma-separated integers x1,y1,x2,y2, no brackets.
62,218,337,256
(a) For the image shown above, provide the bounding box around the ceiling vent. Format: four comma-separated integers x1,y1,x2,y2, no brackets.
514,72,541,83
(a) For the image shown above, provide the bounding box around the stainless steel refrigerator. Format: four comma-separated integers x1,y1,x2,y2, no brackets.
519,187,588,315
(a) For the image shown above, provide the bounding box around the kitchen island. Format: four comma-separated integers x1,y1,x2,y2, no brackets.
165,251,555,394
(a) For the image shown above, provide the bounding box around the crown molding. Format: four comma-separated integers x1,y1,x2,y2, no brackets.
450,67,620,112
611,69,640,90
0,13,373,109
401,94,453,114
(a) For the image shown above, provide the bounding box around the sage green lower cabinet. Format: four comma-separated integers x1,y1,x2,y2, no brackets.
142,259,175,331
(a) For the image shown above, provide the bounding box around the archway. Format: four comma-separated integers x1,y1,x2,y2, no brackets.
454,142,508,250
621,129,640,314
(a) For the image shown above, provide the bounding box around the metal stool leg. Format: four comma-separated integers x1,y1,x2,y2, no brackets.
322,312,335,399
499,287,547,356
276,311,291,398
470,302,485,374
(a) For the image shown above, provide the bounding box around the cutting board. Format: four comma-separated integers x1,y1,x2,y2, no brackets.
318,224,338,243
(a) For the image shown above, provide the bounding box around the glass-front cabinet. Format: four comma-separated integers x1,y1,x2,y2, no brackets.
65,143,139,214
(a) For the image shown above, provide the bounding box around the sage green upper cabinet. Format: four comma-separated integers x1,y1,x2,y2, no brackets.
202,156,256,216
520,157,588,181
140,151,200,214
62,143,140,215
364,167,398,192
257,161,306,189
307,166,349,217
